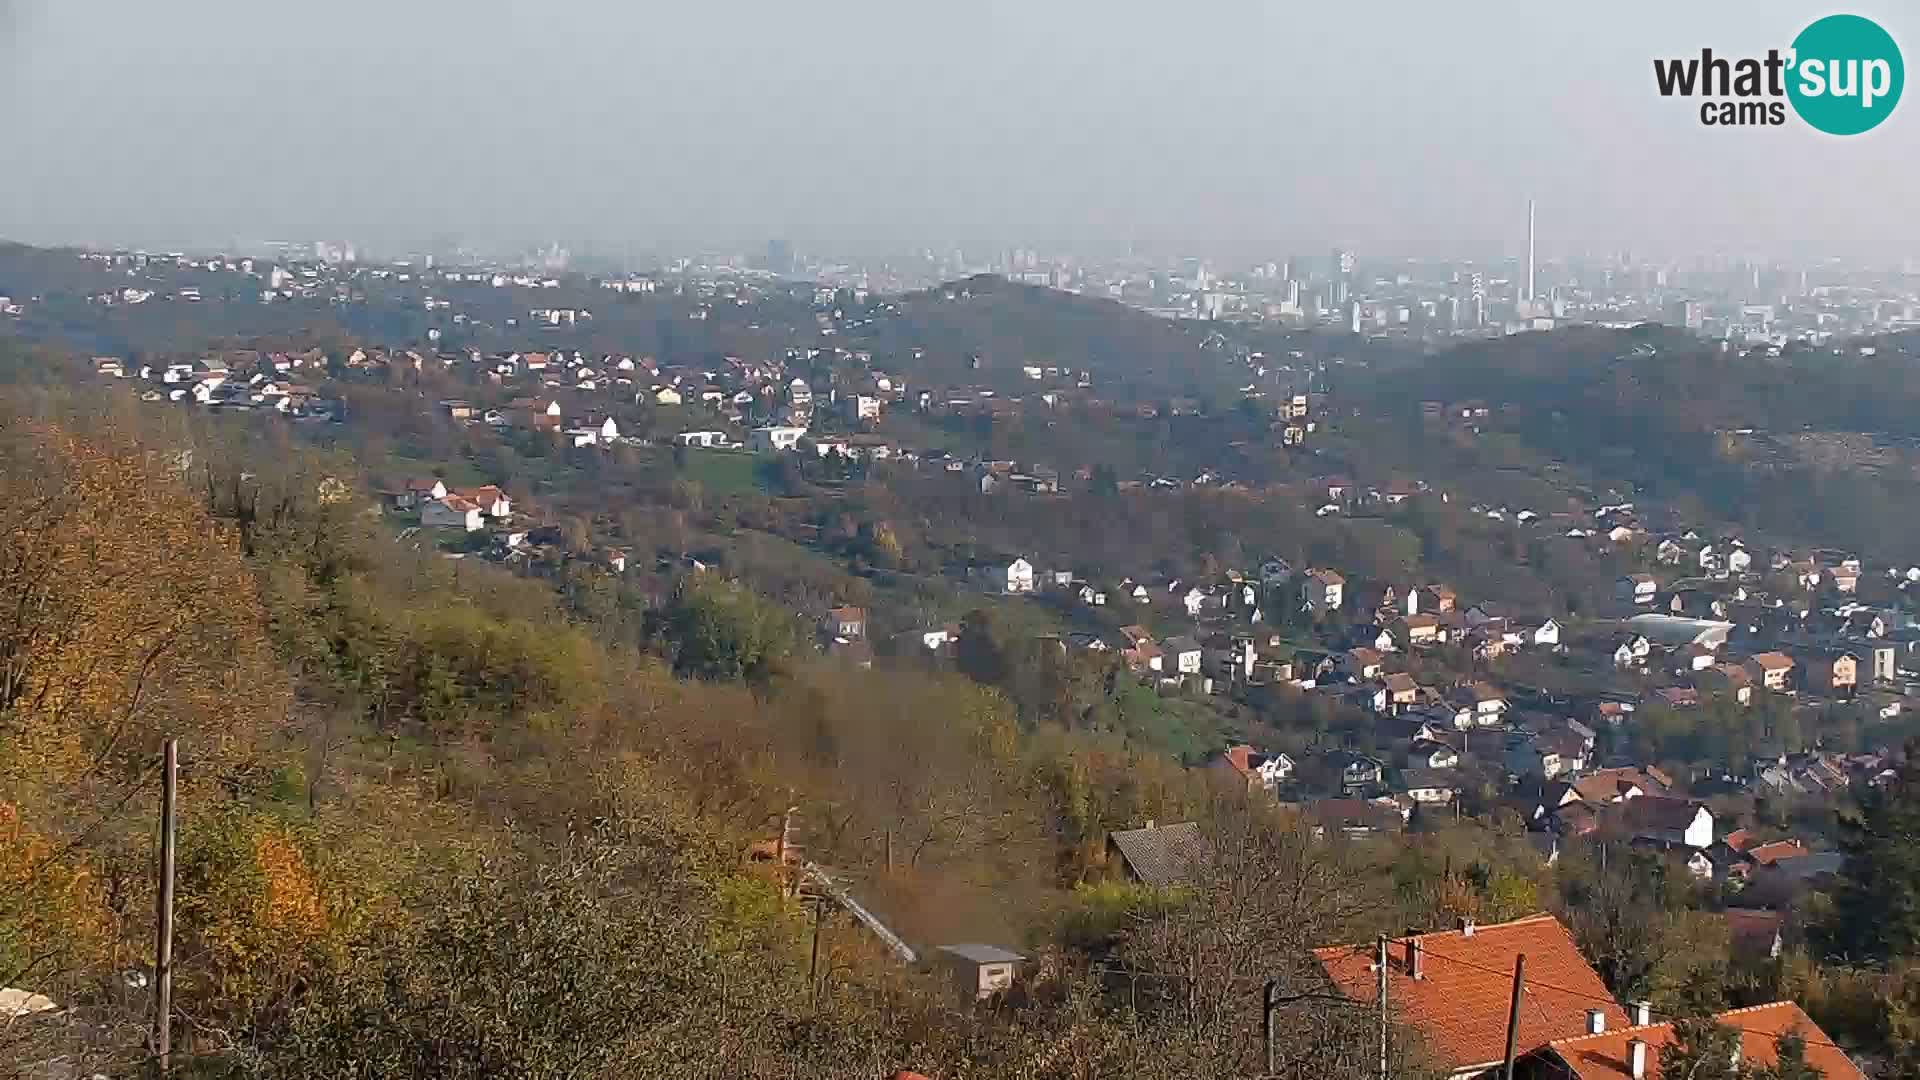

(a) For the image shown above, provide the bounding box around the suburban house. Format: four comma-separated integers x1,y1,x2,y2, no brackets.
1345,647,1385,680
1301,797,1405,837
974,557,1036,594
1507,741,1567,780
1408,738,1460,770
1799,651,1858,695
747,425,807,452
1313,915,1630,1079
1745,652,1795,692
1328,751,1386,795
1210,745,1295,794
1397,768,1459,804
1616,574,1659,605
1160,636,1204,676
1702,664,1754,705
509,397,564,429
1203,634,1257,681
1612,634,1652,669
394,477,448,509
1615,795,1714,851
1376,672,1418,712
821,606,867,641
1402,613,1444,648
421,494,484,531
1514,1001,1862,1079
1303,570,1345,615
1571,766,1673,803
1724,908,1786,960
453,485,512,519
1105,821,1207,886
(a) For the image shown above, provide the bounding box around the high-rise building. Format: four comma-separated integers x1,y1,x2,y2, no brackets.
1525,198,1536,303
1667,299,1705,330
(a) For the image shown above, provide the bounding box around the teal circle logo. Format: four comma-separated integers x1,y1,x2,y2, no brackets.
1788,14,1903,135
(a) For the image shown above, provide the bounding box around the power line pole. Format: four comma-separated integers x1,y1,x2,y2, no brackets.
1502,953,1528,1080
153,738,179,1076
808,896,825,1006
1263,979,1277,1077
1376,934,1389,1080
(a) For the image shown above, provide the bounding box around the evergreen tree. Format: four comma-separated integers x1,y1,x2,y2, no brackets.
1817,740,1920,964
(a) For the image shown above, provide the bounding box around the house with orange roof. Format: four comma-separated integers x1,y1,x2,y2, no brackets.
1514,1001,1862,1079
1209,744,1294,794
1313,914,1630,1078
420,493,484,531
1745,651,1795,692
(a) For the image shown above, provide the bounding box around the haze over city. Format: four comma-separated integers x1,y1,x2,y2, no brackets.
1,0,1914,260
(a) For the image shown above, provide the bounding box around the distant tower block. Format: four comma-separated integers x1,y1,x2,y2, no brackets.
1526,198,1536,303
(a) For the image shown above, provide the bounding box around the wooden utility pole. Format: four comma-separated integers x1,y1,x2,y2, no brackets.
808,897,825,1005
1502,954,1527,1080
776,803,798,897
1262,979,1277,1076
153,738,179,1076
1376,935,1389,1080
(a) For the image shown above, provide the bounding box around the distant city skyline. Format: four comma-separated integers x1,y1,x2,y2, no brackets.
1,1,1914,260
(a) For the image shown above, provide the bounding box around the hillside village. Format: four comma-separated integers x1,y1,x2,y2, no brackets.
73,296,1920,890
14,245,1920,1077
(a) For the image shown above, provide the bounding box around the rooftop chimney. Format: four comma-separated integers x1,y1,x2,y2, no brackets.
1628,1038,1649,1080
1634,1001,1652,1026
1587,1009,1606,1035
1406,938,1424,980
1460,917,1476,937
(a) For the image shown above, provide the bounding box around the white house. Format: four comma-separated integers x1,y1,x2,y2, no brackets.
1617,574,1659,605
1531,619,1563,647
1303,570,1345,615
453,485,512,519
1181,587,1207,617
421,494,484,531
397,478,448,509
748,426,807,452
1161,636,1204,675
974,557,1036,594
676,431,729,448
1621,796,1715,851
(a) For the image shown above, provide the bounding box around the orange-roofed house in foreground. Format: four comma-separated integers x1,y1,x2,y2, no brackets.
1516,1001,1863,1079
1313,914,1630,1078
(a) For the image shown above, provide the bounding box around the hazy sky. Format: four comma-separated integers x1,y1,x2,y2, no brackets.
1,0,1914,260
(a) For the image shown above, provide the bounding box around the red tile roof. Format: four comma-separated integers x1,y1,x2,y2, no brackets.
1536,1002,1862,1079
1724,909,1784,954
1746,840,1809,866
1313,914,1628,1073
